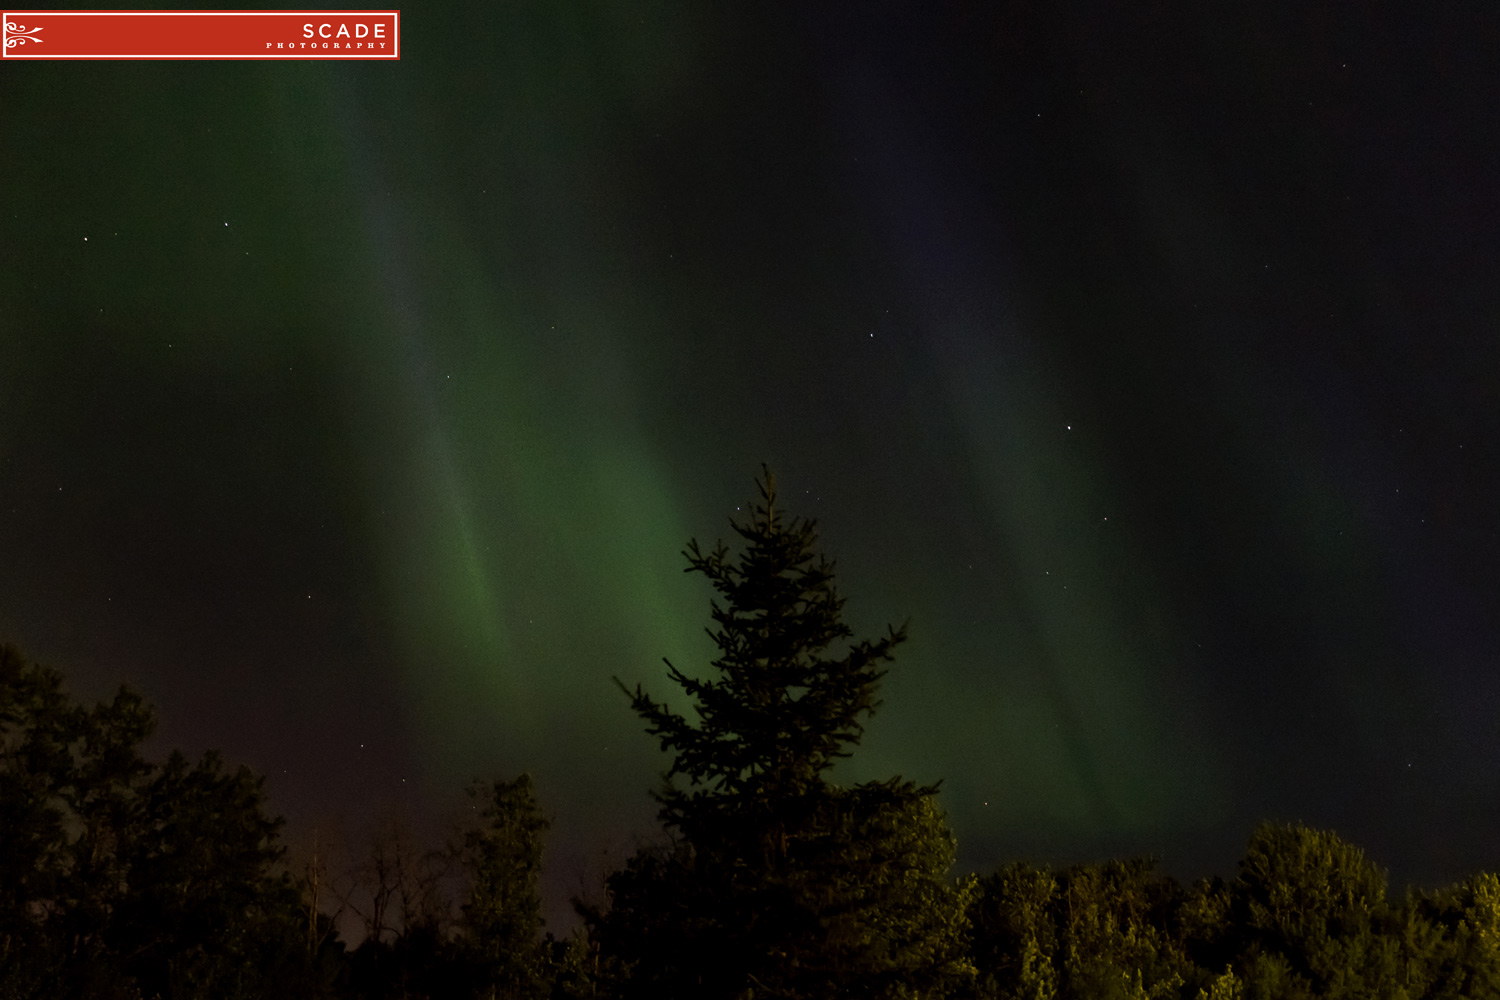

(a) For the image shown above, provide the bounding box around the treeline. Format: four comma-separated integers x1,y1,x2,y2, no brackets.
4,472,1500,999
0,639,583,1000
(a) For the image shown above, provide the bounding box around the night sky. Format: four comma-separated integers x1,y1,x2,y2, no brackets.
3,5,1499,931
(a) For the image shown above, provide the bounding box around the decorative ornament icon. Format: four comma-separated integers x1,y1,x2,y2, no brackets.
5,21,45,47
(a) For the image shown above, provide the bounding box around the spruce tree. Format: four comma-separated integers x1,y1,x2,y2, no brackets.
592,469,974,999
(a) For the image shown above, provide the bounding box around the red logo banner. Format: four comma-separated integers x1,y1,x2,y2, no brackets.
1,10,400,59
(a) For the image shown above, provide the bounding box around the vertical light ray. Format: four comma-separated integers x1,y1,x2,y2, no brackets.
322,66,706,820
830,58,1223,837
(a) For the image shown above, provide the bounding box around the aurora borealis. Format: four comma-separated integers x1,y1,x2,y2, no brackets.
3,5,1498,930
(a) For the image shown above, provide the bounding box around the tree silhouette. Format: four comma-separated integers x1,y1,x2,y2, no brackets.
590,469,974,999
456,774,553,1000
340,813,463,1000
620,467,900,808
0,643,302,999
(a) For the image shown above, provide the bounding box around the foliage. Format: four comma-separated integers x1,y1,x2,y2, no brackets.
0,643,303,999
621,468,902,808
0,637,602,999
1193,968,1242,1000
967,863,1060,1000
16,471,1500,1000
1225,822,1403,999
456,774,553,1000
1398,872,1500,1000
592,469,974,999
968,858,1189,1000
963,823,1500,1000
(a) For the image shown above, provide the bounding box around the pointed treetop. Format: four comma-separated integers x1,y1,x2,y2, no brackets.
617,468,907,813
